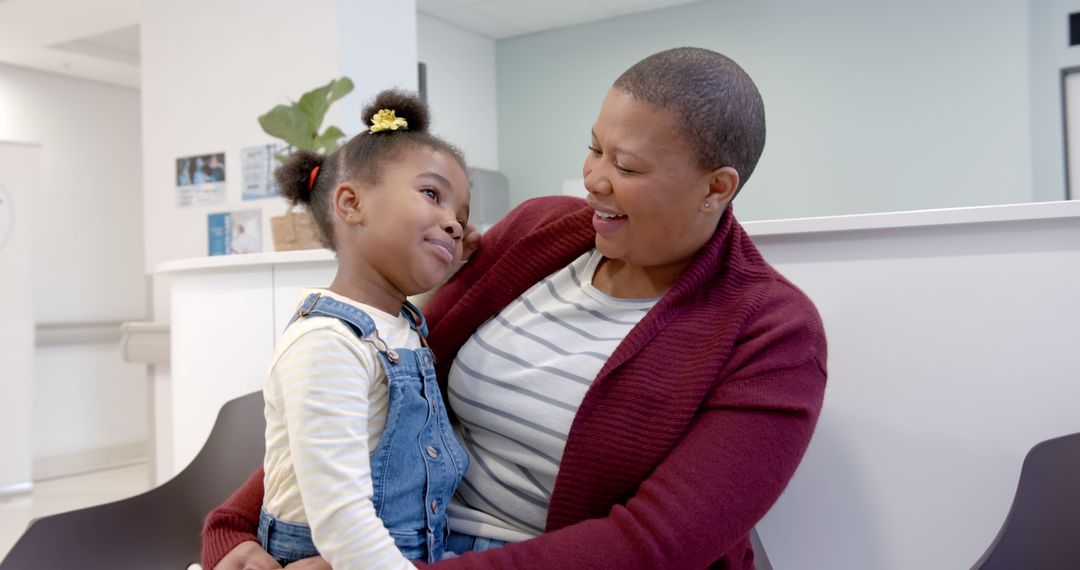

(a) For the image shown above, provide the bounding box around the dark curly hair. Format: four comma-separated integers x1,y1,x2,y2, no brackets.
613,47,765,194
275,89,467,250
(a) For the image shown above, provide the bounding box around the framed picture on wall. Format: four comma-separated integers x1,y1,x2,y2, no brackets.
176,152,227,207
241,143,286,200
208,209,262,256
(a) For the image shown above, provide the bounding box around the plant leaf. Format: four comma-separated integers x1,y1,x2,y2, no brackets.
298,82,333,133
258,76,353,153
258,106,315,149
314,125,346,154
327,77,354,105
299,77,354,135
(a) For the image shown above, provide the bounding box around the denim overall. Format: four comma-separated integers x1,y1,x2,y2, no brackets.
258,292,470,565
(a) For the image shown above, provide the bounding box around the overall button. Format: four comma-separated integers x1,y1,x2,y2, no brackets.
431,499,440,514
426,446,440,459
423,355,431,367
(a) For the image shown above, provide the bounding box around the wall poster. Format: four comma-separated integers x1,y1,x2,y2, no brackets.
208,209,262,256
242,143,287,200
176,152,227,207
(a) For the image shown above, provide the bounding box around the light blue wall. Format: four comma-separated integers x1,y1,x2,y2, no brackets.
496,0,1038,220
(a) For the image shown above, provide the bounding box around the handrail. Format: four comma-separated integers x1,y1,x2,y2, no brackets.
34,321,125,347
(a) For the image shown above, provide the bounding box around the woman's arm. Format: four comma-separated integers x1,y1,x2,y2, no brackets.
202,467,266,569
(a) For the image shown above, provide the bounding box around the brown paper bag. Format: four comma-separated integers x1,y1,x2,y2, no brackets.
270,207,324,251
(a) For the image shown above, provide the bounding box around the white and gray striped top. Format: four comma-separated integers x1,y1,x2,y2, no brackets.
445,248,660,542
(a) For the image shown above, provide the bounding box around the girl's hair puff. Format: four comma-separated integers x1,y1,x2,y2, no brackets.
273,89,467,252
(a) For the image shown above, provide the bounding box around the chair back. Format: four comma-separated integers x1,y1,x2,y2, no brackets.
0,391,265,570
973,431,1080,569
750,527,773,570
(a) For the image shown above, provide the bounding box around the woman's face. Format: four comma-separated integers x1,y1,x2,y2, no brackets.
583,88,722,276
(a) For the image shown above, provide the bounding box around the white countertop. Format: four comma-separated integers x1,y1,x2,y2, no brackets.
155,247,336,274
154,200,1080,274
742,199,1080,236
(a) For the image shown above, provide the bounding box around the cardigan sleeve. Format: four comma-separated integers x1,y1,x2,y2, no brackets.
201,467,265,570
428,296,827,569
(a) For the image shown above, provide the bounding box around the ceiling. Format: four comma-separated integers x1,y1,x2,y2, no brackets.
0,0,700,89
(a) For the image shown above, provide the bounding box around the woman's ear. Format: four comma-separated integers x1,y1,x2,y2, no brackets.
701,166,739,212
333,182,364,225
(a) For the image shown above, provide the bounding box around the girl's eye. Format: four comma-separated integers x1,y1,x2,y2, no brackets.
587,145,601,155
421,188,439,202
615,163,634,174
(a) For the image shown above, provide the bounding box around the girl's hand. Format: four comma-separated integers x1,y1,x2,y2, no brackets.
413,223,482,309
212,540,282,570
461,223,481,264
283,556,331,569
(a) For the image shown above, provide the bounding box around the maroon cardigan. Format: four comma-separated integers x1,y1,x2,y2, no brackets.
202,196,827,569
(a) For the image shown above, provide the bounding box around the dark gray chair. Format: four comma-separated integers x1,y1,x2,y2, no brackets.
972,431,1080,569
750,527,773,570
0,391,265,570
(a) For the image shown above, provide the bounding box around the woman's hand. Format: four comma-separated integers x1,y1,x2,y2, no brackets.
212,540,281,570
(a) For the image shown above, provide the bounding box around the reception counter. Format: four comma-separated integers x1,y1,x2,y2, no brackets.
154,199,1080,569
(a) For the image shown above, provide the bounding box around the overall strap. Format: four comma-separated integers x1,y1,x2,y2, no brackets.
289,292,401,363
400,300,430,339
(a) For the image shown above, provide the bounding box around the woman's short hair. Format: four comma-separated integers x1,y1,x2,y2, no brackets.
613,47,766,192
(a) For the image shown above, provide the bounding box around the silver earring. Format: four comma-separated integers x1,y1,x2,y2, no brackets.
703,202,711,209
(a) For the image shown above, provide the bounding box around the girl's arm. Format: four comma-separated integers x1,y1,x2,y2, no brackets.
203,328,417,570
270,329,415,570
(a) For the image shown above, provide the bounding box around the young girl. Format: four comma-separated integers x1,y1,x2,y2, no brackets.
257,89,473,569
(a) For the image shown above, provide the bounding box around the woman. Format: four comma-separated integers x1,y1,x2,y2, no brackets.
204,46,826,569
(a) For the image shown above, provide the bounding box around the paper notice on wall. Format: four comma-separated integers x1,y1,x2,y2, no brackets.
242,143,287,200
176,152,227,207
208,209,262,256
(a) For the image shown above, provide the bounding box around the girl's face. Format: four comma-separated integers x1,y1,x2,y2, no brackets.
348,146,471,299
583,88,728,279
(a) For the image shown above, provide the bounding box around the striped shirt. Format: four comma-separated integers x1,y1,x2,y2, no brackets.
446,249,659,542
263,288,417,570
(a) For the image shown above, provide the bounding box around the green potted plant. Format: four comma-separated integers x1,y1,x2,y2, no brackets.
260,77,354,250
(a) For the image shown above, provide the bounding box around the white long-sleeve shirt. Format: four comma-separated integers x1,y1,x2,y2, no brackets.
262,288,418,570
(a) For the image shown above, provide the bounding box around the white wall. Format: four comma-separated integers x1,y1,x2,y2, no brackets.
495,0,1036,219
32,343,147,460
0,63,144,322
418,13,499,171
0,142,38,495
140,0,342,271
0,63,147,475
141,2,498,271
749,202,1080,569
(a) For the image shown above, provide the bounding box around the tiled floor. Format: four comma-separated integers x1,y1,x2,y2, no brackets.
0,463,151,562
